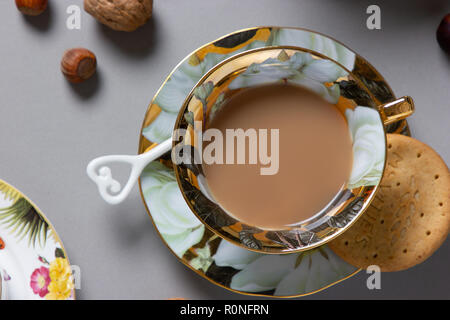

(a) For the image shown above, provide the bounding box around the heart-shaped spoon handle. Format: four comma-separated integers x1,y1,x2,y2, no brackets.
86,139,172,205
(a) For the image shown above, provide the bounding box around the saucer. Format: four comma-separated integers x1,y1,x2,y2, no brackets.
0,179,75,300
138,27,410,297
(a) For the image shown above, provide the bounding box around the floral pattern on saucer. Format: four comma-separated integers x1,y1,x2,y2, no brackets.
0,180,74,300
138,27,409,297
141,161,204,257
140,157,358,296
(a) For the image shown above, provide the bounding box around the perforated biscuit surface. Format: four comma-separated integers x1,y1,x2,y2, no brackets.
329,134,450,271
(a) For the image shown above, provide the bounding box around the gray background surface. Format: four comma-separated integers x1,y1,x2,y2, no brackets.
0,0,449,299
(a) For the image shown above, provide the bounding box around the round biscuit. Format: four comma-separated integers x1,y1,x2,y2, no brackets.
329,134,450,271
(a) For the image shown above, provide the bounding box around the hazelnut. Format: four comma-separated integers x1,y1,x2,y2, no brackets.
84,0,153,32
61,48,97,83
437,14,450,54
15,0,48,16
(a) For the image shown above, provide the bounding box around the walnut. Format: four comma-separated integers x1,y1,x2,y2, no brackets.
84,0,153,32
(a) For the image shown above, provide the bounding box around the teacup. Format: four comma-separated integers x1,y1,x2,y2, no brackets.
87,46,414,254
171,47,414,253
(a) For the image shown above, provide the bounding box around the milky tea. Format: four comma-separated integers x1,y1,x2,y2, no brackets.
202,83,353,230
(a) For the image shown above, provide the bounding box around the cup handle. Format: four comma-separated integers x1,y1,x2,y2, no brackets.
86,139,172,205
378,96,415,125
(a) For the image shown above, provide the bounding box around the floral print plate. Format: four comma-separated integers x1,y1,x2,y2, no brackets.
138,27,410,297
0,179,75,300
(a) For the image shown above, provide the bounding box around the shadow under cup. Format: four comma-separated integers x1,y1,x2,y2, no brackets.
172,47,414,254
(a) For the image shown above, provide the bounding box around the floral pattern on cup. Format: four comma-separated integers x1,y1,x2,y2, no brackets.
268,28,356,77
346,106,385,189
228,51,341,103
213,241,356,295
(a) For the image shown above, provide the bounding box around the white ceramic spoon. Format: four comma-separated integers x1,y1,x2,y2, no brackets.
86,139,172,205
